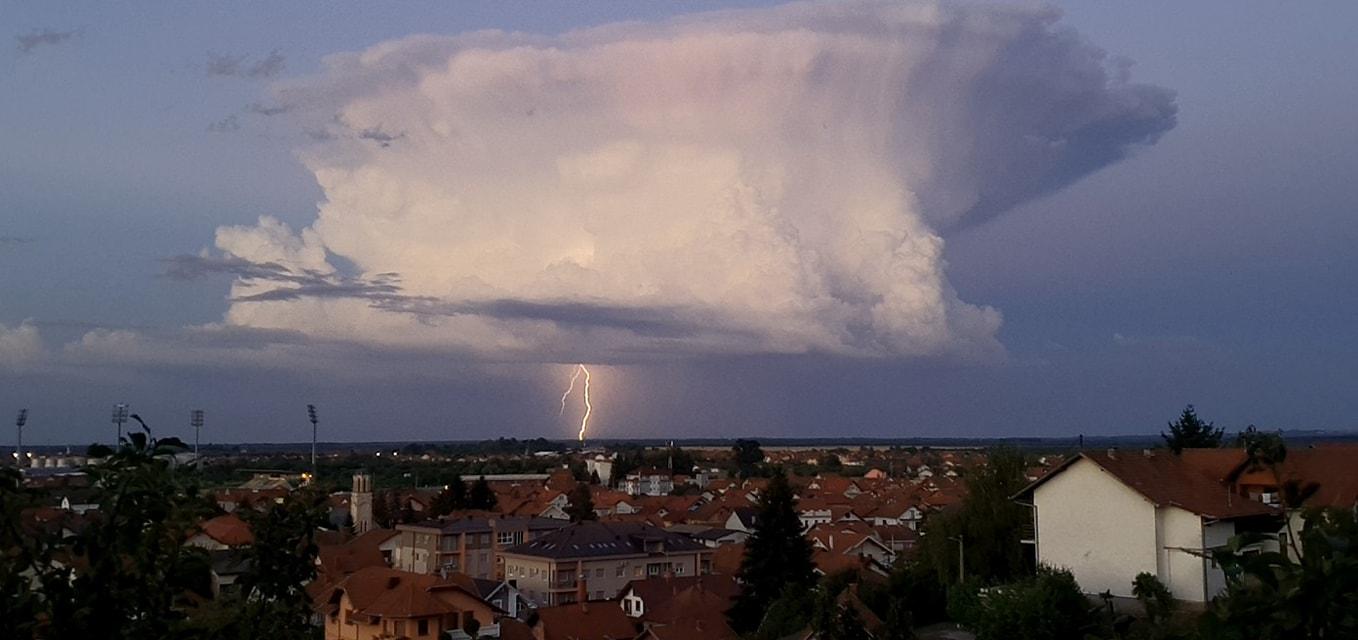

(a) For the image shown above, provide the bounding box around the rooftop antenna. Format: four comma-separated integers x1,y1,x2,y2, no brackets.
111,403,129,445
15,409,28,470
190,409,205,465
307,404,319,481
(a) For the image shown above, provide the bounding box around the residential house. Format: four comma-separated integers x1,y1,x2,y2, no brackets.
186,513,254,551
620,574,741,640
532,597,637,640
501,522,713,607
314,566,501,640
1015,449,1280,603
394,515,569,579
623,468,675,497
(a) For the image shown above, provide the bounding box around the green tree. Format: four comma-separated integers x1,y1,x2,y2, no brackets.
728,469,816,633
216,491,327,639
1133,571,1177,638
372,489,393,528
1161,404,1224,453
430,480,468,517
468,476,497,510
732,439,765,479
956,567,1097,640
916,447,1032,586
1200,508,1358,640
44,429,215,639
565,482,597,522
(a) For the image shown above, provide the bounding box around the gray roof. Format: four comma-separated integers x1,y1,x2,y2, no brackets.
503,522,708,560
409,515,570,535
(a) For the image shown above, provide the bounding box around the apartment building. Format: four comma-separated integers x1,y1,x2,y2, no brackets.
500,522,712,606
622,468,674,497
393,515,568,580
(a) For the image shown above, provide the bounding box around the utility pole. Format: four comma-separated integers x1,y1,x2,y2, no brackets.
15,409,27,470
951,534,965,582
307,404,318,481
111,403,129,444
190,409,205,465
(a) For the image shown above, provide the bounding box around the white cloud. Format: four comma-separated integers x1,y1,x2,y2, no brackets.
0,322,44,371
207,1,1174,362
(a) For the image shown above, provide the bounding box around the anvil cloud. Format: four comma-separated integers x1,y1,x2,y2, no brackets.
210,1,1175,361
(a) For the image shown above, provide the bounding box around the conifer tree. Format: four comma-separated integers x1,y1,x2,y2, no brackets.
1162,404,1225,453
728,469,815,633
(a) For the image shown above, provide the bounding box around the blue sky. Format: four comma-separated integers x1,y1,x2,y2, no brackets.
3,2,1356,444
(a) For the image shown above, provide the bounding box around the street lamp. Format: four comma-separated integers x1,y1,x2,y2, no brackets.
307,404,318,480
111,403,129,444
15,409,27,470
190,409,205,464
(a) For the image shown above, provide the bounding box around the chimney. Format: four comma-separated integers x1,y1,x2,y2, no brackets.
576,576,588,611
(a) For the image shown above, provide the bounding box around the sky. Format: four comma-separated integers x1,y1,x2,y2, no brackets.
3,1,1356,445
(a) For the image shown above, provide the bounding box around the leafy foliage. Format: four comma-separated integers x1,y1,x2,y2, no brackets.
916,447,1033,585
953,567,1098,640
732,438,766,479
1200,510,1358,639
1161,404,1224,453
2,426,326,639
429,479,468,517
729,469,816,633
467,476,497,510
565,482,596,521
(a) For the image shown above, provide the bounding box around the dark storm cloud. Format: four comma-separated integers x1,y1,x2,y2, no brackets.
206,50,286,79
357,126,404,147
206,115,241,132
245,102,291,116
16,28,76,54
164,254,713,338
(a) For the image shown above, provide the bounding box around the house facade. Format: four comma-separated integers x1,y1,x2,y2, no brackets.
1017,449,1279,603
501,522,713,607
393,516,568,580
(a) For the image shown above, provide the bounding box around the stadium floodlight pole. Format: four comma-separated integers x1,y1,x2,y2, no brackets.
307,404,318,480
190,409,205,464
15,409,28,470
111,403,129,445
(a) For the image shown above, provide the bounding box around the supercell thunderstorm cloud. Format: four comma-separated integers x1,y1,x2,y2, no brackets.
210,1,1176,363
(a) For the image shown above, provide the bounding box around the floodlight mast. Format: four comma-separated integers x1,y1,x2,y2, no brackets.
15,409,28,470
307,404,318,480
111,403,129,444
190,409,205,464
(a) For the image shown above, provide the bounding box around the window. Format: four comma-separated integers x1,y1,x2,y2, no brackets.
393,620,406,636
616,565,625,577
498,531,518,546
675,564,685,575
417,619,429,636
634,566,643,577
595,567,604,578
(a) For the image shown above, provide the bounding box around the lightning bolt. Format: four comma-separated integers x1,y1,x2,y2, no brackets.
558,366,583,416
578,365,592,442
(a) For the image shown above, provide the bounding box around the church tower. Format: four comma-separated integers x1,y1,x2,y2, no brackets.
351,472,373,533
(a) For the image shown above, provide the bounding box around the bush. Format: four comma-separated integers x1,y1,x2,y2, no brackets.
961,567,1097,640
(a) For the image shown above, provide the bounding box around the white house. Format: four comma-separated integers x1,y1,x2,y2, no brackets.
623,468,674,497
1016,449,1279,603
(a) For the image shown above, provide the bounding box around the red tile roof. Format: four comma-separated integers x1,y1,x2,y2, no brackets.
195,514,254,547
534,601,637,640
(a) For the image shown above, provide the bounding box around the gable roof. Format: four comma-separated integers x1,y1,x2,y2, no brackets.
1017,449,1277,520
194,514,255,547
534,602,636,640
316,566,493,620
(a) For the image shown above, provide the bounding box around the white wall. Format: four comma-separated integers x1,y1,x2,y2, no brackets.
1033,459,1158,598
1201,520,1235,600
1158,506,1208,602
